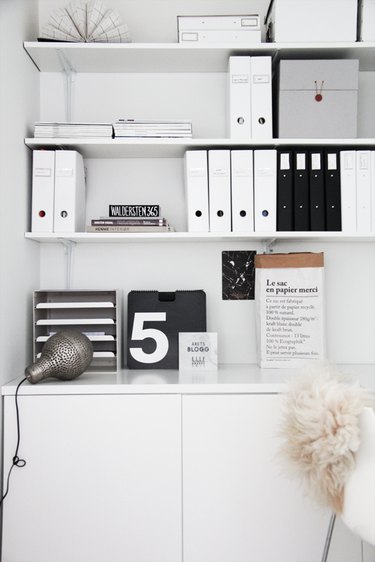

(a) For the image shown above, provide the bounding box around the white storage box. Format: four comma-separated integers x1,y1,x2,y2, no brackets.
278,59,359,138
177,15,261,43
359,0,375,41
265,0,358,42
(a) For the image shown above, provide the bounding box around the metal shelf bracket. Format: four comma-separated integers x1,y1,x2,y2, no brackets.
263,238,277,254
58,238,77,289
56,49,76,122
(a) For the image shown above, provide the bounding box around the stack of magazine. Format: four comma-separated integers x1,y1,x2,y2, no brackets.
113,119,193,138
87,217,175,233
34,122,114,138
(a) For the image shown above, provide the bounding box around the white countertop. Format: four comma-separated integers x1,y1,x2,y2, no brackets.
2,364,374,396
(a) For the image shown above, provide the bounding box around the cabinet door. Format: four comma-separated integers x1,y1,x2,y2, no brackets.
2,393,182,562
182,394,331,562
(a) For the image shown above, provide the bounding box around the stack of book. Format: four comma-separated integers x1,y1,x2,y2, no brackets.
87,207,175,233
113,119,193,138
34,122,113,138
87,218,175,233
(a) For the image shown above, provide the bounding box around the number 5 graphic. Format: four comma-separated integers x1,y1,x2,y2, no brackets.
129,312,169,364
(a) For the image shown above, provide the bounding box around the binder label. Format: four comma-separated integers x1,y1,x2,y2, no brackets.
296,153,306,169
311,153,321,170
327,153,337,170
232,74,249,84
34,168,52,177
280,153,290,170
252,74,270,83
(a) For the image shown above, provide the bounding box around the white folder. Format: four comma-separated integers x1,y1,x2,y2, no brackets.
184,150,209,232
231,150,254,232
372,151,375,233
54,151,86,232
253,149,277,232
250,56,273,140
356,150,372,233
208,150,231,232
31,150,55,232
228,56,251,139
340,151,357,233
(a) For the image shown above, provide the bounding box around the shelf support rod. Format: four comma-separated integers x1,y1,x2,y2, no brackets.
58,239,76,289
56,49,76,122
263,238,277,254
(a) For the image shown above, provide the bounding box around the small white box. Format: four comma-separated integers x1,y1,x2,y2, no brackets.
359,0,375,41
265,0,358,42
177,15,261,43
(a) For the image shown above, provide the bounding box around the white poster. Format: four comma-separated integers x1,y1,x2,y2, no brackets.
255,253,325,368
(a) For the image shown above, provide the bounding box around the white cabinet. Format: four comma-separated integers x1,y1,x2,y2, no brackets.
3,370,373,562
2,369,371,562
2,392,182,562
182,393,330,562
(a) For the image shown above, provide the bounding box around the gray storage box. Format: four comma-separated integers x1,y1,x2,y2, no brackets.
278,59,359,138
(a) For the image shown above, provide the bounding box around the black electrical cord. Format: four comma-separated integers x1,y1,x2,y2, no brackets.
0,377,27,507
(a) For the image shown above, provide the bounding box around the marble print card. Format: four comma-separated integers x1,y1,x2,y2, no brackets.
222,250,256,300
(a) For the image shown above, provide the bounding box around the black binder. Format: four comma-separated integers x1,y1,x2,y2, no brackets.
324,151,342,231
309,151,326,231
293,151,310,231
277,151,293,231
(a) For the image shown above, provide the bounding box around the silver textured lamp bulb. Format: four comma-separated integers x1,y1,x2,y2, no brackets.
25,330,93,384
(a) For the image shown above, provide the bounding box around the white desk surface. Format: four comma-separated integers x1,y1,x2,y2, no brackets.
2,364,374,396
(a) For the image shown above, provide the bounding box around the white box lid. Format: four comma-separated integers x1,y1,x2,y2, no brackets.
279,59,359,91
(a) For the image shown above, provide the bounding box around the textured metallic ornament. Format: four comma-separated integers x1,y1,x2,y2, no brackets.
25,330,93,384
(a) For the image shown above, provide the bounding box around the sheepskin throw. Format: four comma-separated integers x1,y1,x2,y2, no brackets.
279,364,374,514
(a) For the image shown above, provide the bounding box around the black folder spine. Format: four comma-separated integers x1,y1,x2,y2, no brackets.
277,151,293,231
309,151,326,231
293,151,310,231
324,151,342,231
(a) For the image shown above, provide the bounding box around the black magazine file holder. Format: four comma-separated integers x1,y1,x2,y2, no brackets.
127,290,206,369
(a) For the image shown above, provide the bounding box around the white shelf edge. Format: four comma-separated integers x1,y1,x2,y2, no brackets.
25,232,375,244
24,137,375,159
23,41,375,72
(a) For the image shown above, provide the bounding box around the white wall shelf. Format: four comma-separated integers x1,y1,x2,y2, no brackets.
24,41,375,73
25,137,375,159
25,231,375,244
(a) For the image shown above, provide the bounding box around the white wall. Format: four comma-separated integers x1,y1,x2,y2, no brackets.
0,0,40,453
3,1,374,560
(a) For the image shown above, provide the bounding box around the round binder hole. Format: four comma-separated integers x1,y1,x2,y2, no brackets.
237,117,245,125
60,210,68,218
262,210,269,217
240,210,246,217
39,210,46,218
217,210,224,217
195,210,202,217
258,117,266,125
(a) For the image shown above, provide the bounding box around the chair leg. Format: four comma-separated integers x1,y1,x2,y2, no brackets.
321,513,336,562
